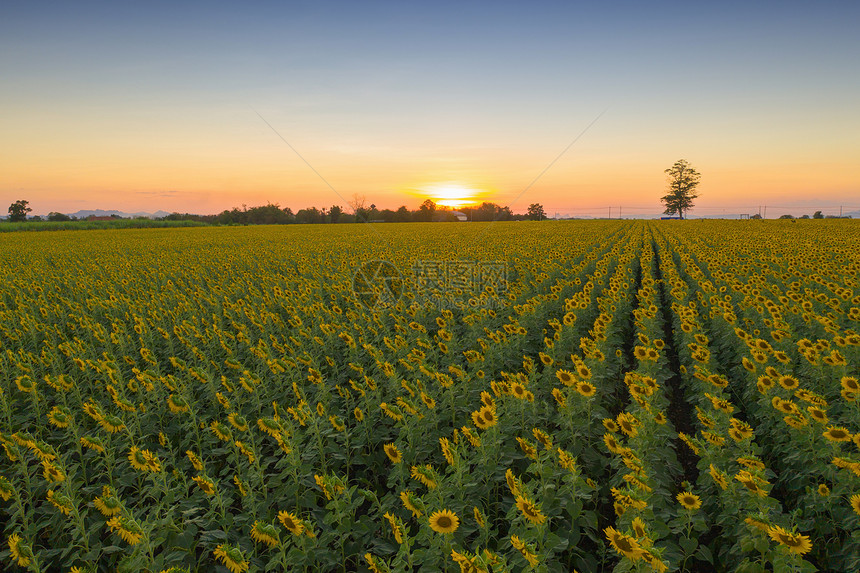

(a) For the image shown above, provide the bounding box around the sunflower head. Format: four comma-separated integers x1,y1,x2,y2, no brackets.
676,491,702,510
383,443,402,464
428,509,459,534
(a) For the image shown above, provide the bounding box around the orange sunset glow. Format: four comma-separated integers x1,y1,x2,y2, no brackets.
421,184,488,209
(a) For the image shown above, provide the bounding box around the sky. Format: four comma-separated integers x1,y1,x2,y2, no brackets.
1,0,858,217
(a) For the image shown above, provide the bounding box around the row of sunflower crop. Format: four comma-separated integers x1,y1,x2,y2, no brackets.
599,228,689,571
656,222,859,571
652,226,818,572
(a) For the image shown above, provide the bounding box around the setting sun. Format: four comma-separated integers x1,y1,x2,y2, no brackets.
426,184,484,209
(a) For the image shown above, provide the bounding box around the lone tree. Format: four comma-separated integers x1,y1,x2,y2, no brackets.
527,203,546,221
8,200,32,222
661,160,700,219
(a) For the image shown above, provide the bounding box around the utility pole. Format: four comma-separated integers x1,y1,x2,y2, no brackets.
840,206,843,217
619,206,622,219
608,206,612,219
763,206,767,219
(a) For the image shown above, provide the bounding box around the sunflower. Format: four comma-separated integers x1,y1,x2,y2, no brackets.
539,352,553,366
380,402,404,422
213,543,250,573
278,510,304,535
807,407,828,424
210,421,232,442
556,370,576,386
364,553,387,573
428,509,459,534
400,490,423,518
384,443,402,464
577,381,597,398
227,413,249,432
192,475,216,495
410,465,438,489
439,438,455,466
730,418,753,439
250,520,280,548
515,496,546,525
850,494,860,516
676,491,702,510
47,405,72,429
604,526,644,560
745,516,769,532
98,413,126,433
603,419,620,433
506,469,523,497
473,506,486,528
8,533,32,567
472,406,497,430
611,487,647,510
823,426,853,442
766,525,812,555
15,376,36,393
382,512,404,544
617,413,638,437
735,471,768,497
603,433,624,455
167,393,189,413
516,437,538,460
772,397,797,415
778,375,799,390
510,535,539,567
773,351,790,363
551,387,566,407
842,376,860,393
80,436,105,454
631,517,647,538
533,428,552,449
461,427,481,447
737,457,766,471
42,460,66,483
29,441,55,461
46,489,73,515
186,450,204,471
817,484,830,497
107,516,144,546
510,382,527,400
94,486,122,516
0,477,14,502
128,447,151,472
678,432,699,455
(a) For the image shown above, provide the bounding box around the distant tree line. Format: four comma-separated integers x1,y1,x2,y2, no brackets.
158,199,547,225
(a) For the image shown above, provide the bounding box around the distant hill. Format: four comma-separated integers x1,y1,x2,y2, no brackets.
66,209,172,220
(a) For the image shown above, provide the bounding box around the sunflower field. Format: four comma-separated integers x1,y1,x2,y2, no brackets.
0,220,858,573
